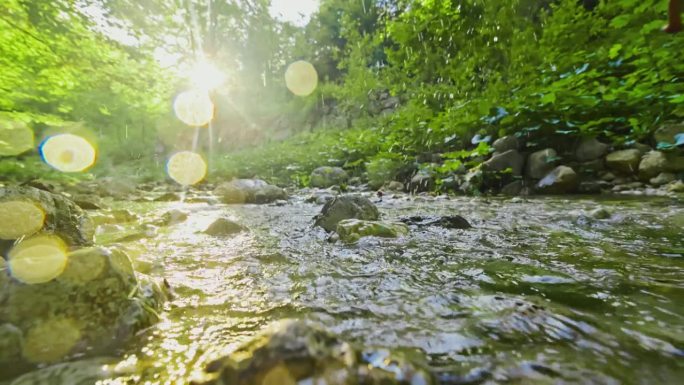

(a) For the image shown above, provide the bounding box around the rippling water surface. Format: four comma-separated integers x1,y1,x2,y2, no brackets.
56,193,684,384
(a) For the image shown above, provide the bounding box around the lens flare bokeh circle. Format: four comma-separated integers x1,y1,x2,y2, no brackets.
167,151,207,186
40,134,97,172
0,200,45,240
0,120,34,156
8,235,68,285
173,90,214,127
285,60,318,96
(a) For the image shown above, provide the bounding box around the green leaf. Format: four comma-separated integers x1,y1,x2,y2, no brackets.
610,15,631,28
541,93,556,104
609,44,623,59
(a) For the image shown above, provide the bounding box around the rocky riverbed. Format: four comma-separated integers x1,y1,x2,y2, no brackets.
1,183,683,385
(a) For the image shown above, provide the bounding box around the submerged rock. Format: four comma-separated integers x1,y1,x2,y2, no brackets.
467,295,579,343
7,358,119,385
314,195,379,232
588,207,611,219
336,219,408,242
195,320,433,385
214,179,287,204
0,246,165,378
310,167,349,188
606,149,641,174
204,218,246,236
400,215,471,229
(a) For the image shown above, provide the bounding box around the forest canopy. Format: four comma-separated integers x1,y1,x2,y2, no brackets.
1,0,683,188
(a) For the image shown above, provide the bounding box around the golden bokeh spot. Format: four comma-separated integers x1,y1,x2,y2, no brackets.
261,364,296,385
8,235,68,284
22,317,81,363
285,61,318,97
0,200,45,240
167,151,207,186
59,149,75,163
59,247,106,284
0,120,34,156
174,90,214,127
41,133,97,172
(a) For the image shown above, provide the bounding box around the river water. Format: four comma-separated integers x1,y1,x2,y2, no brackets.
10,192,684,384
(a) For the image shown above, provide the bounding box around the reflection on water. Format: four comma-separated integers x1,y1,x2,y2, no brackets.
20,194,684,384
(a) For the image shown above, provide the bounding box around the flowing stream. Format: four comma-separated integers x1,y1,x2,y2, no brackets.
12,192,684,384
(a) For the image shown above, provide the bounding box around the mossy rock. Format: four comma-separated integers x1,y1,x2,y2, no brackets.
0,186,94,255
313,195,379,232
336,219,409,242
0,246,165,379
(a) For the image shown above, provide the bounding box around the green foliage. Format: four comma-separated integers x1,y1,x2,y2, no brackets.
365,153,409,189
2,0,683,191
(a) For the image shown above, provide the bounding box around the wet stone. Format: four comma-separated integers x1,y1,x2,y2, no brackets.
214,179,287,204
400,215,472,229
310,166,349,188
204,218,246,236
314,195,379,232
157,209,189,226
336,219,409,242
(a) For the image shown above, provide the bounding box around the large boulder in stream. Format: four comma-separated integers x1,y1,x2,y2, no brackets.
214,179,287,204
195,319,433,385
0,246,166,379
310,167,349,188
0,186,94,254
314,195,379,232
